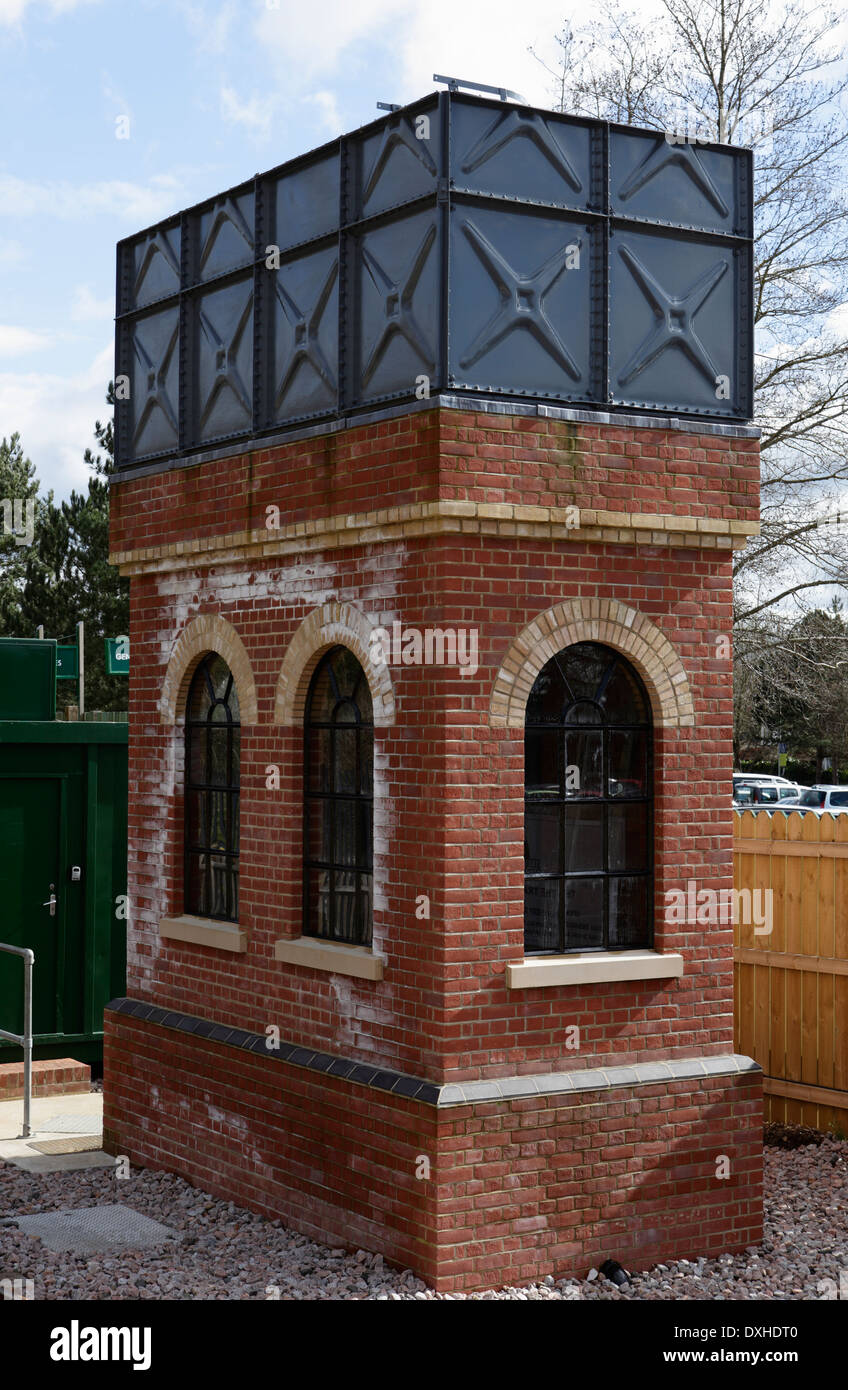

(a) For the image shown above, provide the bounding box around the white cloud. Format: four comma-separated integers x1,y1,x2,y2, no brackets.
0,173,184,225
70,284,113,322
0,342,113,495
0,0,101,27
0,324,50,356
220,85,277,139
305,89,341,137
0,238,26,267
179,0,238,56
254,0,407,84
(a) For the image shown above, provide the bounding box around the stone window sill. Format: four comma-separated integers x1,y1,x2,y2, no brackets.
505,949,684,990
159,914,247,953
274,935,384,981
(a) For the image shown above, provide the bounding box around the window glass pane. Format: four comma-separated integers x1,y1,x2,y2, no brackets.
186,790,206,848
334,727,358,793
525,730,559,797
564,730,602,797
209,855,230,917
559,643,609,702
307,663,336,722
186,852,208,917
306,798,331,863
524,878,560,953
333,799,357,865
188,730,207,785
608,730,647,796
598,660,648,723
307,868,331,937
230,791,240,852
332,868,358,942
526,663,566,724
563,877,604,951
830,792,848,807
608,804,649,871
563,805,603,872
360,728,374,795
358,801,373,869
608,877,649,948
230,728,240,788
525,805,560,874
206,727,230,787
563,699,602,725
207,790,228,851
306,728,330,791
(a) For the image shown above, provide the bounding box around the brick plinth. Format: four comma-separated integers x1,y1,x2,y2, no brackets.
0,1058,90,1099
103,1006,762,1293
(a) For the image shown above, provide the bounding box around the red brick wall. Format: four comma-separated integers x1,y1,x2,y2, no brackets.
122,531,738,1083
435,1075,763,1289
103,1010,762,1293
110,408,759,558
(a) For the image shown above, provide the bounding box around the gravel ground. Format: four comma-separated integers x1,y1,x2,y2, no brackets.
0,1136,845,1300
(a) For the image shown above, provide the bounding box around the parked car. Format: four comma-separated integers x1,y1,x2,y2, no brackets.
733,780,781,808
793,785,848,814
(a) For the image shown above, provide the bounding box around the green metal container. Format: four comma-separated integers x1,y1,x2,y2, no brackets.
0,638,57,720
0,720,128,1065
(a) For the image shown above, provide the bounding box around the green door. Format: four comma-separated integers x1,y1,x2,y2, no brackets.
0,777,63,1037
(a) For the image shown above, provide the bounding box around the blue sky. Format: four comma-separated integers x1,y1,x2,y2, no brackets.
0,0,576,497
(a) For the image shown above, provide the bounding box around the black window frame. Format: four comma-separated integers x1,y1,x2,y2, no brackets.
303,645,374,946
184,652,241,923
524,641,654,955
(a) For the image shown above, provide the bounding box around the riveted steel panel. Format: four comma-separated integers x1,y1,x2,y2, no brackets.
610,128,749,237
125,306,180,458
272,150,340,252
265,244,340,425
194,188,255,283
450,100,594,212
449,202,599,400
190,275,254,444
123,222,181,312
352,207,441,407
609,227,743,416
351,99,441,222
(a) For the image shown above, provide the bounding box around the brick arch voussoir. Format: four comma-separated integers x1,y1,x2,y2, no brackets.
160,615,259,725
274,602,396,727
489,599,694,730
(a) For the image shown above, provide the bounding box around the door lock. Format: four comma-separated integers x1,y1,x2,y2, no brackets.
42,884,57,917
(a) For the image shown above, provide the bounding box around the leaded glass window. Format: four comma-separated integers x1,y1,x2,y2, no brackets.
184,653,240,922
304,646,374,945
524,642,653,954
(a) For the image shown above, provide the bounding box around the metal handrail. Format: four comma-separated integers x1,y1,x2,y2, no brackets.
0,943,34,1138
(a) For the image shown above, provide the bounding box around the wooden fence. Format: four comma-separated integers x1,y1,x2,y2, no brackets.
733,809,848,1135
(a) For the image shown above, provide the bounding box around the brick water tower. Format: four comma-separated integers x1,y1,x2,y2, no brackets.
104,85,763,1292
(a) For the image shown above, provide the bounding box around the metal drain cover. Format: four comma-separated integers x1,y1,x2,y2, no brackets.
40,1114,102,1135
13,1205,179,1254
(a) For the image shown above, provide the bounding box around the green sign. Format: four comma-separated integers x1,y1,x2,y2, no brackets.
56,644,79,679
105,637,130,675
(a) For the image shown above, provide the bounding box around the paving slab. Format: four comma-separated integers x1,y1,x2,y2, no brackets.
0,1091,105,1170
10,1204,178,1254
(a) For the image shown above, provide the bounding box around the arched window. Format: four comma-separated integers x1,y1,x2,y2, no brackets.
185,653,240,922
524,641,653,955
304,646,374,945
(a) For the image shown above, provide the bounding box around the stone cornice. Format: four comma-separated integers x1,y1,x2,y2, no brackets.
110,499,760,575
